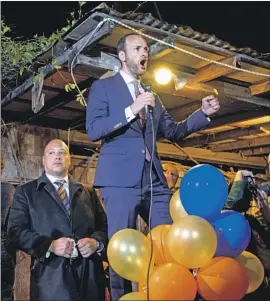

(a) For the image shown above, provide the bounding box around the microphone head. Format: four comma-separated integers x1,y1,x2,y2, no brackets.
142,83,152,92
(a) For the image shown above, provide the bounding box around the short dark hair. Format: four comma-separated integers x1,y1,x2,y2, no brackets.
116,33,146,54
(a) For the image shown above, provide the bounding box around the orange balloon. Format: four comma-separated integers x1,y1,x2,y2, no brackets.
147,225,177,266
138,265,158,294
149,263,197,300
119,292,147,300
196,257,249,300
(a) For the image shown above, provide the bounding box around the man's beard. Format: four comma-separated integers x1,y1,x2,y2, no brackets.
126,54,146,78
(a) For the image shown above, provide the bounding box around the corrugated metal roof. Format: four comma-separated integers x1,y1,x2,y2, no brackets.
91,3,269,61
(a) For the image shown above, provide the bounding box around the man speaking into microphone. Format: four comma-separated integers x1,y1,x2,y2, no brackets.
86,33,220,300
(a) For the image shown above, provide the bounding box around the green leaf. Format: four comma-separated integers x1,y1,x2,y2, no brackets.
65,84,71,92
33,74,40,85
3,25,10,34
80,88,87,95
19,67,25,76
79,1,87,7
54,65,61,70
69,83,76,89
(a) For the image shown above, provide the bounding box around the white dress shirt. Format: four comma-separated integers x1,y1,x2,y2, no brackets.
46,173,69,198
120,70,145,122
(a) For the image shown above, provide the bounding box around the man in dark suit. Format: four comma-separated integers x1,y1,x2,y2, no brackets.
86,33,220,300
7,139,108,301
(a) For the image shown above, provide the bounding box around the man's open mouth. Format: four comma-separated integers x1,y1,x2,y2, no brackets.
139,59,147,68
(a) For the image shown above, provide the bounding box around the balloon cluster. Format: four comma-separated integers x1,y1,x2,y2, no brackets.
107,164,265,300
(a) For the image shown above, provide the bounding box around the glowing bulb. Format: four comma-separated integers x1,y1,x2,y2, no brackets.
154,68,173,85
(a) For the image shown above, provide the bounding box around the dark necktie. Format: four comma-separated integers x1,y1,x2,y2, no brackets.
54,180,70,214
131,80,151,161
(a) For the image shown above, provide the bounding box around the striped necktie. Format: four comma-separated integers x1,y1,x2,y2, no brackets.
54,180,70,214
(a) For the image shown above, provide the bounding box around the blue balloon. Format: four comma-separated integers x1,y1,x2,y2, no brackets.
212,210,251,257
180,164,228,220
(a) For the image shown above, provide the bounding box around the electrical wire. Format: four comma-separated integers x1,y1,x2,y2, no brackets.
68,17,270,108
146,111,155,301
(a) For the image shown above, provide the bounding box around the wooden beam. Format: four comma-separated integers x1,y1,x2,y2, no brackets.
192,56,240,83
150,69,270,108
180,125,266,147
250,80,270,96
2,20,115,107
149,37,175,60
210,136,270,152
35,126,266,169
207,110,267,129
238,146,270,156
157,143,266,169
56,128,267,169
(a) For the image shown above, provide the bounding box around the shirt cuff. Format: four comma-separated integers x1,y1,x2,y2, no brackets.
125,106,136,122
96,241,104,256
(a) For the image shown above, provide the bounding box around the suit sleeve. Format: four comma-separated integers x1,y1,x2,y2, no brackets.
225,180,253,213
157,96,211,142
7,186,53,260
89,188,108,257
86,80,130,142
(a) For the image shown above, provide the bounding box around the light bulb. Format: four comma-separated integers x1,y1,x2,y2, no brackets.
154,68,173,85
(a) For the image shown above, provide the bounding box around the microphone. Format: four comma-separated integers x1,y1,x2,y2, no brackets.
141,83,154,118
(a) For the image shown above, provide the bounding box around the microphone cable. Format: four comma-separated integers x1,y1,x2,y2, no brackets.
146,106,155,301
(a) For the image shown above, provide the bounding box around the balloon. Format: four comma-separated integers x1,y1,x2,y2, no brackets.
212,210,251,257
180,164,228,220
236,251,265,294
119,292,147,300
107,229,152,282
147,225,177,265
170,190,187,222
167,215,217,269
149,263,197,300
196,257,249,300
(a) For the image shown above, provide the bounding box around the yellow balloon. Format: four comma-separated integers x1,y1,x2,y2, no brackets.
107,229,152,282
236,251,265,294
119,292,147,300
170,189,187,222
166,215,217,269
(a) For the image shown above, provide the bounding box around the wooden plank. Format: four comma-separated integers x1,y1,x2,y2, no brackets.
157,143,266,169
192,56,240,83
2,20,115,107
239,146,270,156
181,125,266,147
116,17,270,70
209,110,267,129
210,136,270,152
55,128,266,169
250,80,270,96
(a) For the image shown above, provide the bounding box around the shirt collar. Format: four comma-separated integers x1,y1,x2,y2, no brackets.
120,70,141,85
45,173,68,185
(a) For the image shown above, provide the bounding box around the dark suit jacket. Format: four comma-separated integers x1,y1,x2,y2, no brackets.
7,173,108,301
86,72,210,187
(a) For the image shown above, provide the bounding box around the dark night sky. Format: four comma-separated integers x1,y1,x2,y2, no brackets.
1,1,270,54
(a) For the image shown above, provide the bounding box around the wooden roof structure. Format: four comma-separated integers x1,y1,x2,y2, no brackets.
2,3,270,171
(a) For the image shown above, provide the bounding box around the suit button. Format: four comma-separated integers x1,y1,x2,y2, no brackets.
141,149,145,153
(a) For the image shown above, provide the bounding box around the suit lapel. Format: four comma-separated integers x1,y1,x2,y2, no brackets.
69,177,83,206
43,181,70,221
37,173,82,222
